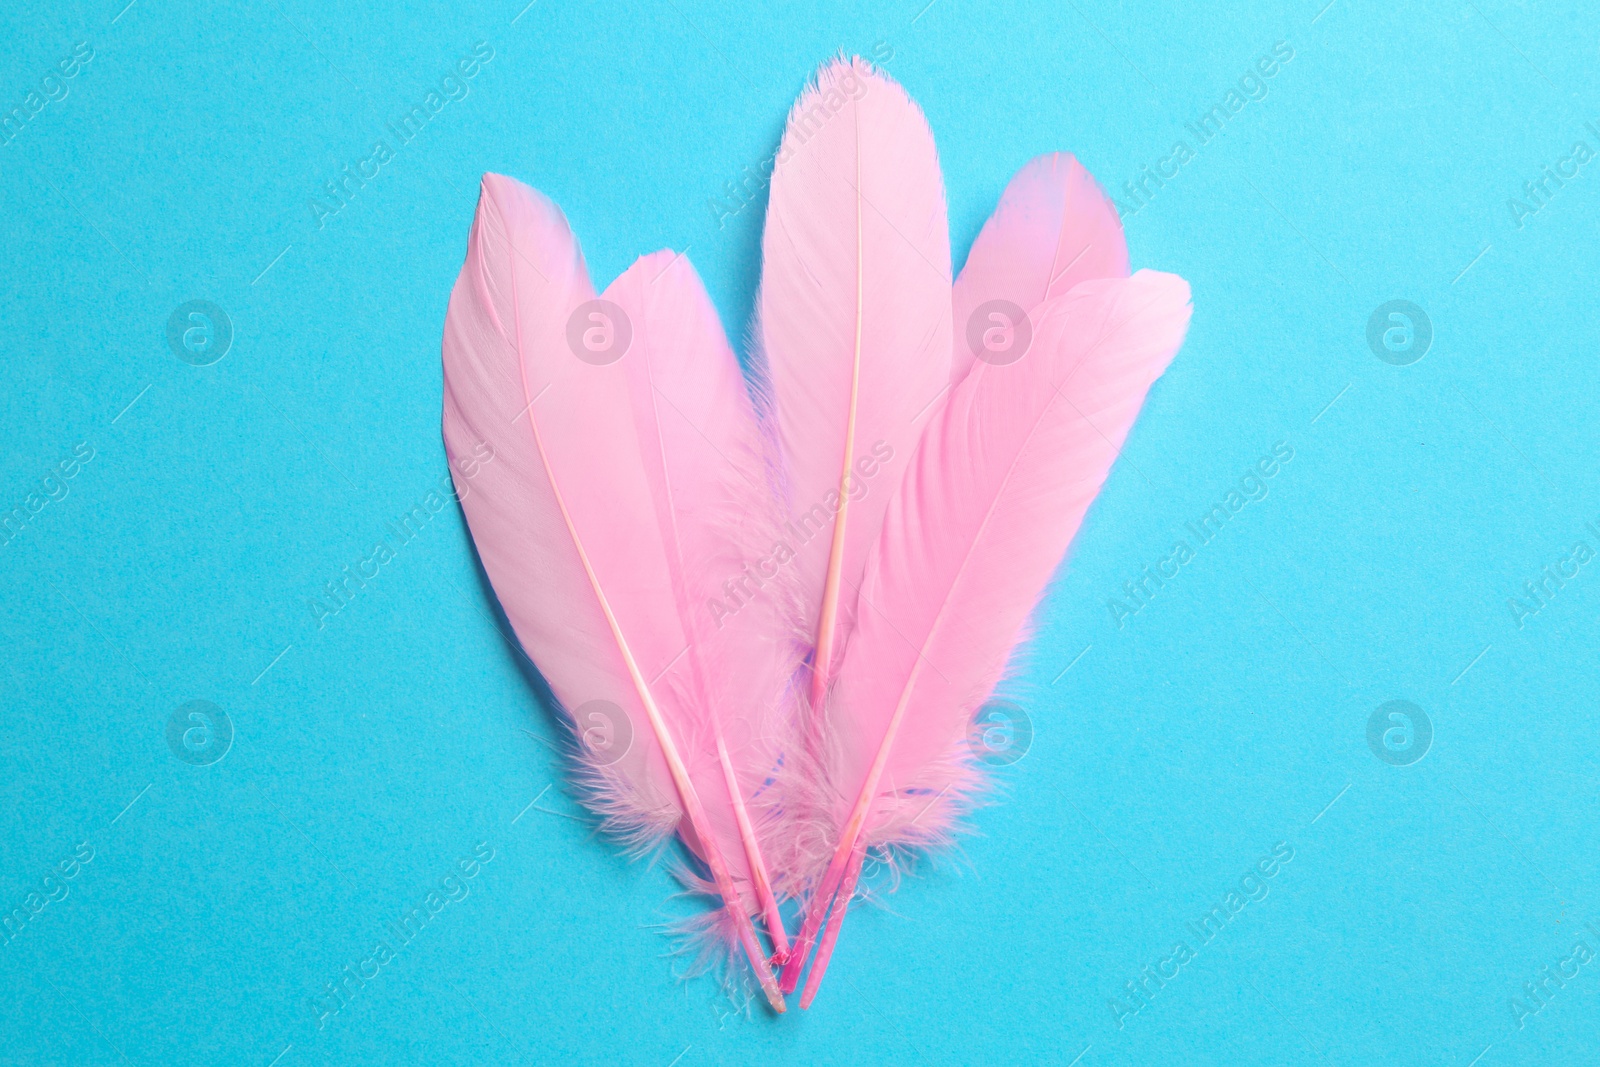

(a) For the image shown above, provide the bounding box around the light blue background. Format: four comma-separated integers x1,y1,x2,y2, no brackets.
3,0,1598,1064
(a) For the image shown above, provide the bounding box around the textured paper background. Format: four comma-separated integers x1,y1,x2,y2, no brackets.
3,0,1598,1064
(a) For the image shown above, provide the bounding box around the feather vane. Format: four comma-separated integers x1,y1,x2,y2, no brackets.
442,175,788,1010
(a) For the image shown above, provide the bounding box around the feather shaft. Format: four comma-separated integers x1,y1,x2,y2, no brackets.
610,250,797,964
809,118,865,707
784,272,1191,998
798,838,866,1008
515,278,786,1015
446,179,786,1009
758,57,952,706
716,734,790,961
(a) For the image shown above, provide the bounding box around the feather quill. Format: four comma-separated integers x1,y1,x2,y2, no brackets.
755,57,952,707
789,272,1193,1004
775,143,1138,994
605,249,800,963
441,174,787,1010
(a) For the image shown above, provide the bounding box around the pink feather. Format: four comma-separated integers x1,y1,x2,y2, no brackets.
438,63,1193,1014
441,174,787,1010
790,271,1193,1003
605,250,802,962
754,57,952,706
950,153,1131,384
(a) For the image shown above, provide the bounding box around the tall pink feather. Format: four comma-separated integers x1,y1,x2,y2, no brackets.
605,250,800,962
755,57,952,706
787,272,1193,1003
440,174,786,1010
950,153,1130,384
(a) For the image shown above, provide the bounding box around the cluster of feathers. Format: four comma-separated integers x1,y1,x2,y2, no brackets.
440,57,1191,1012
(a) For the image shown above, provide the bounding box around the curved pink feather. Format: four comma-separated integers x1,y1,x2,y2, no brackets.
443,175,680,827
441,175,785,1010
756,57,952,702
604,250,799,958
786,271,1192,999
951,153,1130,384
